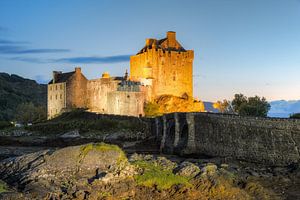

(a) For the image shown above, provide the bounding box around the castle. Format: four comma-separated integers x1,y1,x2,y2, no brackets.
47,32,196,119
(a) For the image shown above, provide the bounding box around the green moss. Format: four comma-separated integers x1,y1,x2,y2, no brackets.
0,180,8,193
99,191,112,198
79,143,127,164
133,160,191,190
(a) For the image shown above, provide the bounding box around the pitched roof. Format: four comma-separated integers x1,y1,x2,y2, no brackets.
48,72,75,84
137,37,186,55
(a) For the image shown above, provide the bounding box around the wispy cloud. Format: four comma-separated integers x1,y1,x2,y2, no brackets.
9,57,46,63
0,45,70,54
0,39,28,44
9,54,131,64
54,55,131,64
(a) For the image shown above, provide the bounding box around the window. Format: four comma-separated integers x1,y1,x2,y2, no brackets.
50,95,52,100
56,85,57,90
60,94,62,99
60,85,62,90
50,86,52,91
55,95,57,100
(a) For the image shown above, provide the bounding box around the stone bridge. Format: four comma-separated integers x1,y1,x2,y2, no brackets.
153,112,300,166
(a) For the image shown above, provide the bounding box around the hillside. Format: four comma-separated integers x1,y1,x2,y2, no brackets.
0,73,47,121
268,100,300,118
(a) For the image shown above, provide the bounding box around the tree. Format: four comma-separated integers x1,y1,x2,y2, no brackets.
231,94,270,117
290,113,300,119
231,94,247,113
15,103,47,124
213,99,233,113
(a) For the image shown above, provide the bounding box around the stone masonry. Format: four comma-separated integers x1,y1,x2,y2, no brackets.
47,31,194,118
157,112,300,166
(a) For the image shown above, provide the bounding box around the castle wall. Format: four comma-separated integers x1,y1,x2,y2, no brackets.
159,113,300,166
47,82,66,119
66,68,88,108
107,91,145,116
87,78,120,113
130,48,193,100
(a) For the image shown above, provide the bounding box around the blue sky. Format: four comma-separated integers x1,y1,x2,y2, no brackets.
0,0,299,102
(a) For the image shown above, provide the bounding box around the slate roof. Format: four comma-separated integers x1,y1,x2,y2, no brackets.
48,72,75,84
137,37,186,55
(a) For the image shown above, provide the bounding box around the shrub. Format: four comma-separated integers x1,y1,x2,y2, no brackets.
144,102,161,117
0,180,8,193
0,121,13,130
27,110,146,134
290,113,300,119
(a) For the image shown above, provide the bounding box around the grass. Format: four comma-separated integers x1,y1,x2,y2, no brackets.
0,180,8,193
26,110,146,135
79,143,127,164
133,160,191,190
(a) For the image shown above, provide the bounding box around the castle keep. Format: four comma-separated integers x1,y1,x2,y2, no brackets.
48,32,196,119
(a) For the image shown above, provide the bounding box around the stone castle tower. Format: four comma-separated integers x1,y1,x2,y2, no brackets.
130,31,194,100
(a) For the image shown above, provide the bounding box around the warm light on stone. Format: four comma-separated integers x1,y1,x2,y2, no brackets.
47,32,203,119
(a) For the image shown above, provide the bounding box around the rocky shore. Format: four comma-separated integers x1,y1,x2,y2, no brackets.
0,143,299,200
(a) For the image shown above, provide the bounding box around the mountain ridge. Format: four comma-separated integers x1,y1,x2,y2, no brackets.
0,72,47,120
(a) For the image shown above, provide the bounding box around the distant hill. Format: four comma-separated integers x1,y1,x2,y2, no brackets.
204,100,300,118
268,100,300,118
0,73,47,121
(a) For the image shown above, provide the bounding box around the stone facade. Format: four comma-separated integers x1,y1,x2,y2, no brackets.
48,31,196,119
47,69,147,119
47,68,88,119
157,112,300,166
130,31,193,100
47,82,66,118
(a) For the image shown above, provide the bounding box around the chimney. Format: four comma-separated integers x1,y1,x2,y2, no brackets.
75,67,81,74
167,31,176,41
52,71,62,84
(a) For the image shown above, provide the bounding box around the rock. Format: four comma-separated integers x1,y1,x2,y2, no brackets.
144,154,154,161
221,163,229,169
59,129,81,138
174,161,200,177
0,143,132,199
129,153,144,162
201,163,218,176
155,156,177,170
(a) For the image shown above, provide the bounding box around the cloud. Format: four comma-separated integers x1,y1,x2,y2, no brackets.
0,45,70,54
0,39,28,44
9,54,131,64
9,57,46,63
54,55,131,64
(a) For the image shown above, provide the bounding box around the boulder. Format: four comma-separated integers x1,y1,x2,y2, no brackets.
0,143,132,199
174,161,201,177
